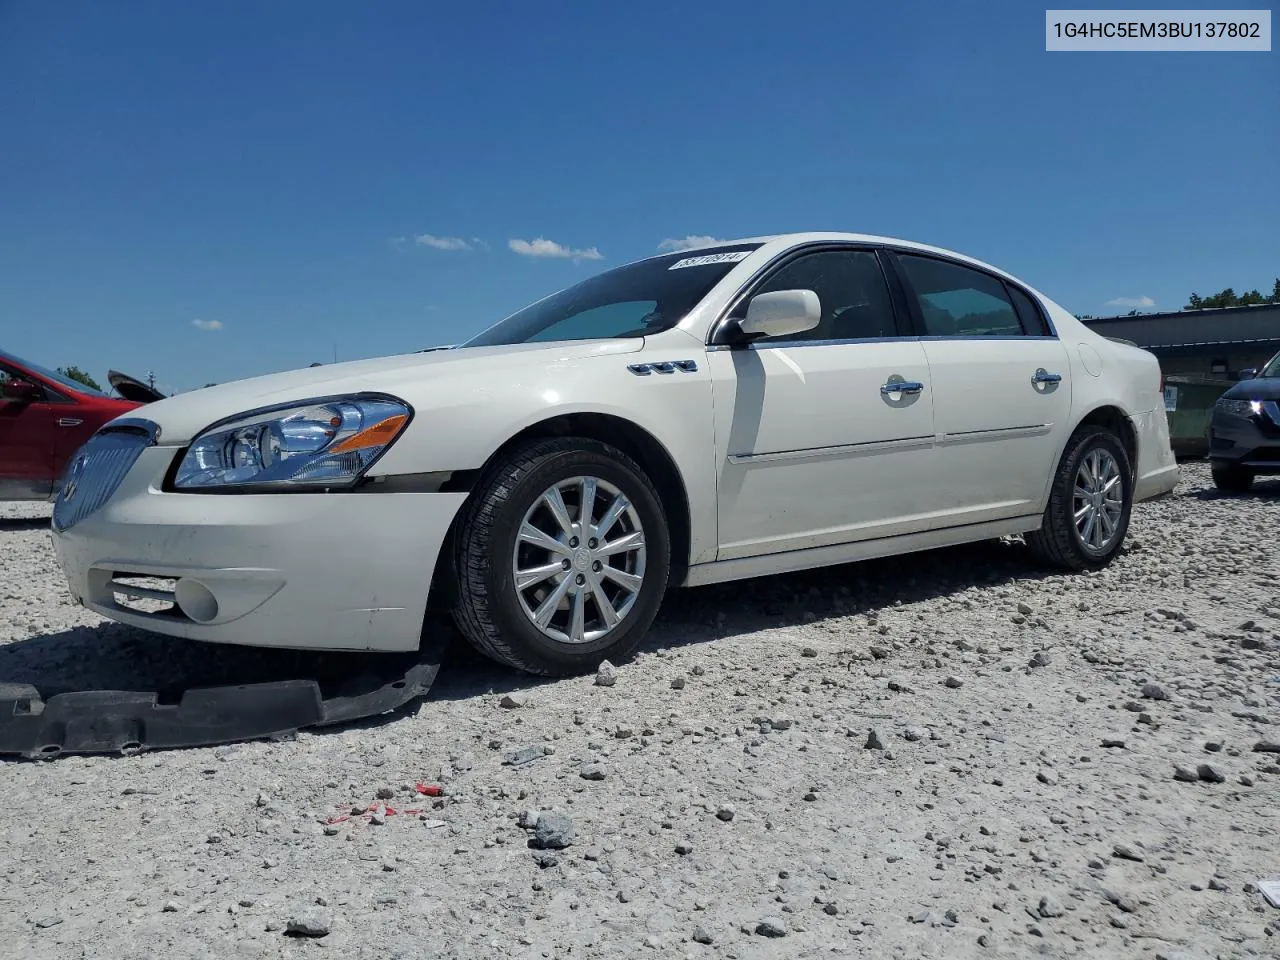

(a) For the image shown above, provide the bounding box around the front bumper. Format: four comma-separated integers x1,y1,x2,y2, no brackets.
51,445,468,652
1209,406,1280,474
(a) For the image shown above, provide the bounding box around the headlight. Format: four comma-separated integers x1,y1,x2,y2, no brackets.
174,395,411,490
1216,397,1261,417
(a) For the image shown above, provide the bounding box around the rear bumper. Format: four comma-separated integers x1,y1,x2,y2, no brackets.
50,446,468,652
1130,409,1180,502
1209,409,1280,474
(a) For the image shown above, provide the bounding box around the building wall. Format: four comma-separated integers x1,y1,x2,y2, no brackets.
1080,303,1280,380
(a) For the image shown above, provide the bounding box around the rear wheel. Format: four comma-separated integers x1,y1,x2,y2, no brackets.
1026,426,1133,571
450,437,671,676
1211,463,1254,493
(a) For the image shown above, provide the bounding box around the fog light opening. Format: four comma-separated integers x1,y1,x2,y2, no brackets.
175,578,219,624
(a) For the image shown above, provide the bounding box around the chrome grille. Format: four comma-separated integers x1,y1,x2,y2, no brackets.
52,424,158,532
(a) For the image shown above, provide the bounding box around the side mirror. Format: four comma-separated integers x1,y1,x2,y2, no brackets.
1238,368,1258,380
738,289,822,340
1,379,42,403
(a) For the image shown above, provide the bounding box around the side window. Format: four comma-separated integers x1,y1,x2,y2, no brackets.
750,249,899,343
896,254,1025,337
1007,285,1051,336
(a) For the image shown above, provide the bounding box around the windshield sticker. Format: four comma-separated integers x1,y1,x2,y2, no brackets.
668,251,753,270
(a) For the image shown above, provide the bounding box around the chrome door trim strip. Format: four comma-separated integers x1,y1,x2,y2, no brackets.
728,435,935,465
936,423,1053,446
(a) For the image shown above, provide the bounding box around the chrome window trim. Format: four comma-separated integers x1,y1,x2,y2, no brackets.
703,240,1060,347
705,333,1062,352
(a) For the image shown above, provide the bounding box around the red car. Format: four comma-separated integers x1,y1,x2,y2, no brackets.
0,349,162,501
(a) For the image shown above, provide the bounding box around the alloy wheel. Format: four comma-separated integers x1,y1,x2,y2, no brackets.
510,475,647,644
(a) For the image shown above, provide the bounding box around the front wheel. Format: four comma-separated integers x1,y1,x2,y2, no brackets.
1026,426,1133,571
1211,464,1254,493
450,437,671,676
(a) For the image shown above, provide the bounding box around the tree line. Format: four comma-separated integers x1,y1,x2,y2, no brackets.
1184,277,1280,310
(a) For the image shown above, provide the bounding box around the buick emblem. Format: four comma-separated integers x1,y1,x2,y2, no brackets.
63,456,86,502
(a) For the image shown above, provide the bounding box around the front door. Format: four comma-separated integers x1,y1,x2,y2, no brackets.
0,364,56,499
708,247,939,560
889,251,1073,524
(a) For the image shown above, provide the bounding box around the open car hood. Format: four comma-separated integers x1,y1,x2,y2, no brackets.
107,370,166,403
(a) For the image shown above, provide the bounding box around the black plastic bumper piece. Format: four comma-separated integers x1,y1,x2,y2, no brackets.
0,644,441,760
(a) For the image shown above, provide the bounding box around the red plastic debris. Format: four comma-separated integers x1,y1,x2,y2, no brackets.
323,784,442,825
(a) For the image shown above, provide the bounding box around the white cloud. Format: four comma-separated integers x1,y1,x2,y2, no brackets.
415,234,471,251
191,318,224,331
657,235,726,252
1105,296,1156,309
508,237,604,262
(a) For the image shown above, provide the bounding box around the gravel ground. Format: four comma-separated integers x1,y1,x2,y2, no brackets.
2,462,1278,960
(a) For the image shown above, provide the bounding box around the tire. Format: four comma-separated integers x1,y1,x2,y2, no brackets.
450,437,671,676
1211,464,1254,493
1026,426,1133,572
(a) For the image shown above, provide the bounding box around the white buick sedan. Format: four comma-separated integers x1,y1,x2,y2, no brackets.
50,233,1179,676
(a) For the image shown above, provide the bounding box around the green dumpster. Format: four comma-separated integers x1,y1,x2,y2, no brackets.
1161,375,1235,457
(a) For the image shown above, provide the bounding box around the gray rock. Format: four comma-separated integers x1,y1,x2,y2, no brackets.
670,676,686,690
285,908,331,937
532,813,576,849
1037,895,1065,918
1196,763,1225,784
770,714,794,731
692,925,714,944
801,646,818,658
1037,768,1059,786
1029,651,1052,668
1253,741,1280,754
690,664,705,676
675,841,693,855
1101,738,1126,749
532,851,559,869
716,803,736,822
1173,765,1199,782
499,692,528,709
502,745,544,766
375,785,395,799
519,808,541,828
754,917,788,937
865,729,885,750
580,763,609,781
1017,602,1033,616
162,901,180,913
595,660,618,686
1141,682,1169,701
1112,843,1144,862
33,916,62,929
903,726,927,742
944,675,964,689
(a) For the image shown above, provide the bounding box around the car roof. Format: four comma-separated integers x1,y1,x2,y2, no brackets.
669,232,1027,284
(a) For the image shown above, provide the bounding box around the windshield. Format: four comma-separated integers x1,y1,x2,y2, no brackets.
1261,350,1280,379
461,245,763,347
0,348,107,396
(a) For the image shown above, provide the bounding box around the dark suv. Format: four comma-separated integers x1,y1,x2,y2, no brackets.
1209,348,1280,492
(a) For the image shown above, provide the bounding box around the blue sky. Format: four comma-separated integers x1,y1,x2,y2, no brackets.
2,1,1276,394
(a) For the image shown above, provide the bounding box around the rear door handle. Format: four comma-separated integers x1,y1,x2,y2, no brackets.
881,380,924,396
57,418,83,427
1031,368,1062,384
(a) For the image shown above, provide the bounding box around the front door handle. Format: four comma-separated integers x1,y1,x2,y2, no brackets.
881,380,924,396
57,418,84,427
1031,368,1062,384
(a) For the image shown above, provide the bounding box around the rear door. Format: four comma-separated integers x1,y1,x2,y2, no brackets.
0,362,56,498
887,251,1072,525
707,246,939,559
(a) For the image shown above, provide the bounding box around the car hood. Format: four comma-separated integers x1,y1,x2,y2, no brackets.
118,339,644,444
108,370,167,403
1222,377,1280,401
